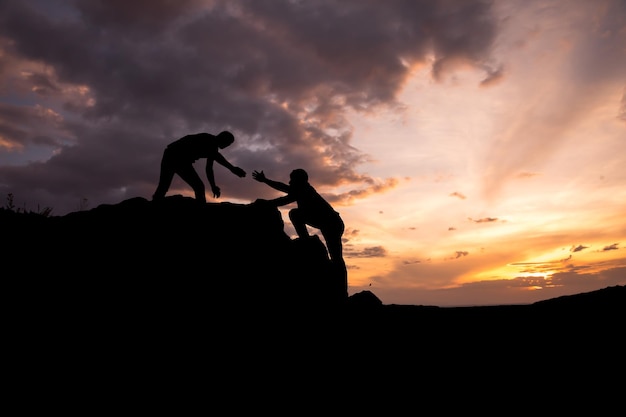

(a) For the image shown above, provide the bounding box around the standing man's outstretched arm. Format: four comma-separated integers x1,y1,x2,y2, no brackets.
214,152,247,178
206,153,247,198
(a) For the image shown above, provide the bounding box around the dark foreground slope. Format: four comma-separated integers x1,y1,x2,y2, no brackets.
3,196,624,338
3,197,625,403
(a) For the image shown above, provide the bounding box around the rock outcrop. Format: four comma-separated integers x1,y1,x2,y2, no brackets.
3,196,359,320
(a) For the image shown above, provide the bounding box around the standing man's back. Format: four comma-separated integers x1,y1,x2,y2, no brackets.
152,130,246,203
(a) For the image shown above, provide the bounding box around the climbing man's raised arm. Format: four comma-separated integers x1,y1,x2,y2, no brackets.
252,170,289,193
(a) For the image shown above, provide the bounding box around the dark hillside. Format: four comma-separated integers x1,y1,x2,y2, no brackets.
3,197,624,399
3,196,624,335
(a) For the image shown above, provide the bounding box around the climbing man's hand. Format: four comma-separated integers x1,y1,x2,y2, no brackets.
252,170,266,183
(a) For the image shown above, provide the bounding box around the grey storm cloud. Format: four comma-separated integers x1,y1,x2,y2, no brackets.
0,0,500,215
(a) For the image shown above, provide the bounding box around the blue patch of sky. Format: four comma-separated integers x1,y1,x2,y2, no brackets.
0,146,55,166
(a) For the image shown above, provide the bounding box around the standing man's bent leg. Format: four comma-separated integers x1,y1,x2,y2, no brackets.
153,150,176,200
177,165,206,203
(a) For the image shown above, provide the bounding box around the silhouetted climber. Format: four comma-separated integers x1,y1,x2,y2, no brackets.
252,168,347,298
152,131,246,203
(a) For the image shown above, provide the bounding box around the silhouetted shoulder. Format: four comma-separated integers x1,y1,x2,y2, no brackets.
293,183,335,214
176,132,213,144
167,133,217,157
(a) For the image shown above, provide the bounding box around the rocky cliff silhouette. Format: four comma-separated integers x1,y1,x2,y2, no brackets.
3,195,363,314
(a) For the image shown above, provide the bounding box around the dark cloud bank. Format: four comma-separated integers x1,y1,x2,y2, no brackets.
0,0,500,215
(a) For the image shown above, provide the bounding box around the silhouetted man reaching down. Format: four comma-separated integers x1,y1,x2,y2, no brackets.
152,131,246,203
252,168,347,298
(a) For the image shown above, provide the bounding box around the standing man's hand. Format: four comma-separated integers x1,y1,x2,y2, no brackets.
211,184,221,198
252,170,266,183
231,166,246,178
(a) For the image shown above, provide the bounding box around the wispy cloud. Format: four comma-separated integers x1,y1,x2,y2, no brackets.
345,246,387,259
469,217,498,223
571,244,588,252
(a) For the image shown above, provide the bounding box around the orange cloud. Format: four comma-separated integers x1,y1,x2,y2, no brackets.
329,177,400,205
602,243,619,251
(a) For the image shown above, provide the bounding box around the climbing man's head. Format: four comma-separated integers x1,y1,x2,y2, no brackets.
216,130,235,149
290,168,309,185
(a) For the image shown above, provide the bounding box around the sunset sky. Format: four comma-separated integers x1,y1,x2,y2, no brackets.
1,0,624,306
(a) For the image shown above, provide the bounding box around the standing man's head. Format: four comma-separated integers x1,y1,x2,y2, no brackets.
289,169,309,186
216,130,235,149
